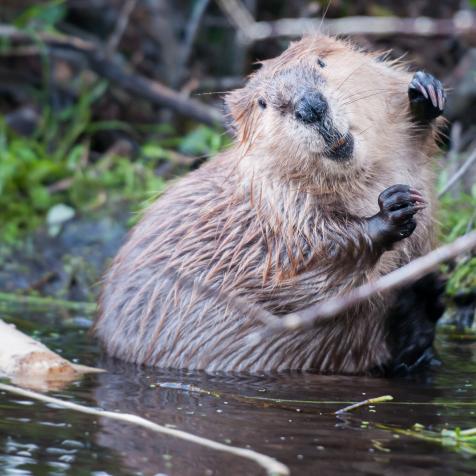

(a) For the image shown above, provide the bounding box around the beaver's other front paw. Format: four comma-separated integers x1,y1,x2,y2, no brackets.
408,71,446,123
367,184,426,249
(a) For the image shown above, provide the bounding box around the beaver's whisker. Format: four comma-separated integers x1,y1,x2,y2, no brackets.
335,61,368,92
343,91,392,106
339,88,393,103
319,0,333,32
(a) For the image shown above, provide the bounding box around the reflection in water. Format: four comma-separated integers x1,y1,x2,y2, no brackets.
1,314,476,475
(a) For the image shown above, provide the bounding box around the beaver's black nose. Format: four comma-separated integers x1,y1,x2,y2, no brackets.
294,92,328,124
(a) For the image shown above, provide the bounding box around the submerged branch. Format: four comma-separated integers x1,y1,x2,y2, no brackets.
335,395,394,414
245,395,476,407
0,383,290,476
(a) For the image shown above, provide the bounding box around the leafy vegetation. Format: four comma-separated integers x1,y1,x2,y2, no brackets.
0,82,227,243
0,1,229,243
374,422,476,456
0,0,473,309
438,174,476,297
13,0,66,32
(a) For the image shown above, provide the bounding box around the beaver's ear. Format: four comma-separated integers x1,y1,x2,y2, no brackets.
224,87,258,142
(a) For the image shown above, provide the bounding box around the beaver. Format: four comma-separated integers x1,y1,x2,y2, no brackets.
95,35,446,375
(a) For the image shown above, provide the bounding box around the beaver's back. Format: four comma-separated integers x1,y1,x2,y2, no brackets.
95,33,442,373
96,150,402,373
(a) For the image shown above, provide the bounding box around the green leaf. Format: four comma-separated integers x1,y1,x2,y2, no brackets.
14,0,66,31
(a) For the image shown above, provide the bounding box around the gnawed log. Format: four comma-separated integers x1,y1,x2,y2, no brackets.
0,319,103,390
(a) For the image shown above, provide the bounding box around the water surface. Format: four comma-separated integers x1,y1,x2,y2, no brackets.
1,312,475,475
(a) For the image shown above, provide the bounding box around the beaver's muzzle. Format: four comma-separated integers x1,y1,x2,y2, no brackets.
325,132,354,161
294,91,328,125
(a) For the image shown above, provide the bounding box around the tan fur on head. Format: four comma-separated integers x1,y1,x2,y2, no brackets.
95,34,443,374
226,35,437,189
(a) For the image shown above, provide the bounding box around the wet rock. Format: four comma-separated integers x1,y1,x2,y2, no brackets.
0,205,129,302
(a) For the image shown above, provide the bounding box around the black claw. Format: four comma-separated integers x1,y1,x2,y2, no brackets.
409,71,446,123
368,184,426,249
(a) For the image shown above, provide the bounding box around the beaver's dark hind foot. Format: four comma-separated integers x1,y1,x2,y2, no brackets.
384,272,446,376
409,71,446,123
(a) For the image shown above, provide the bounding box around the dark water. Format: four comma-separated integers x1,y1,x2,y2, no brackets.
1,312,476,476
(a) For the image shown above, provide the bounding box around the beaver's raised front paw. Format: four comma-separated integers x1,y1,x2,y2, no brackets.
368,184,426,249
408,71,446,123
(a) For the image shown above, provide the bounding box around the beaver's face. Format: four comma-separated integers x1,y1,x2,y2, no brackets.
226,35,410,179
253,63,355,163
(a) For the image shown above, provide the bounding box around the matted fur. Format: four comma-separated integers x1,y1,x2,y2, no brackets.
95,35,442,374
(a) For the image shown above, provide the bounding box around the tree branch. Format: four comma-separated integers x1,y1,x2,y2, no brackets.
216,0,256,43
251,230,476,337
217,1,476,41
0,25,224,127
106,0,139,56
177,0,211,83
249,13,476,40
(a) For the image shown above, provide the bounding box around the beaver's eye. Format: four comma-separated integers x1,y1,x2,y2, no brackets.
317,58,326,68
258,98,267,109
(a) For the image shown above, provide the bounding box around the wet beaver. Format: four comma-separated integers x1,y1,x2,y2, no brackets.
95,35,446,374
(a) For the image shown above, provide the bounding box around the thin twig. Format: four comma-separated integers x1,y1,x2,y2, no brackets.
0,383,289,476
335,395,394,415
438,148,476,197
245,396,476,407
106,0,138,56
253,230,476,336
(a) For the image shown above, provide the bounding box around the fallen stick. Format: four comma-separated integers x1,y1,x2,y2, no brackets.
0,25,224,127
0,320,102,390
253,230,476,335
0,382,290,476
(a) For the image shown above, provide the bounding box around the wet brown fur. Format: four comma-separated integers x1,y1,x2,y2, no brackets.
95,35,442,373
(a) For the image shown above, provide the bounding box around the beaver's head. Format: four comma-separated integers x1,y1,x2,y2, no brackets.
226,35,411,181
